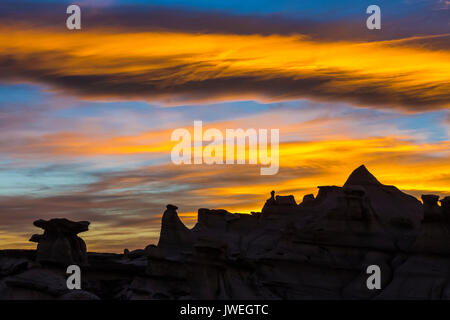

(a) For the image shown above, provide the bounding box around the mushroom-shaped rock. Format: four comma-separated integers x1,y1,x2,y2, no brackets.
29,218,90,266
261,191,276,212
157,205,193,255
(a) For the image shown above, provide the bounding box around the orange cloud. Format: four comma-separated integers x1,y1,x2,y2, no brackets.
0,28,448,111
2,130,448,253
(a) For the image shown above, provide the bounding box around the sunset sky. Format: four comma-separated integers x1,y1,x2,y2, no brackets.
0,0,449,252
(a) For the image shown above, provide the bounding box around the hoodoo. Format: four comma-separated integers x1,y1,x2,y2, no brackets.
29,218,90,266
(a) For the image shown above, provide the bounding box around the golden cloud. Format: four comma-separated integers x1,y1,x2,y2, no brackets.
0,29,448,111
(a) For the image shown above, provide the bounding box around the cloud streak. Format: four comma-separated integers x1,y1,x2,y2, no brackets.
0,29,448,111
1,133,449,252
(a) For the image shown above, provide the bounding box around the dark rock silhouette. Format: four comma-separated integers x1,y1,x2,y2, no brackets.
262,191,298,215
29,218,90,266
300,193,315,205
141,165,448,299
422,194,442,222
1,165,450,300
344,164,382,186
157,204,193,255
441,196,450,222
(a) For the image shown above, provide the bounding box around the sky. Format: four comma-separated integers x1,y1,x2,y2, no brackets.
0,0,449,252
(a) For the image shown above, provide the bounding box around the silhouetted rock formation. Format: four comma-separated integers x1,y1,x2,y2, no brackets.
345,165,422,228
344,164,382,186
441,196,450,223
29,218,90,266
300,193,315,206
143,165,448,299
262,191,298,215
1,165,450,300
422,194,442,222
157,204,193,256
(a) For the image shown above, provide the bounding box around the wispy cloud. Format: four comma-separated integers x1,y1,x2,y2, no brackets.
1,124,448,252
0,29,448,111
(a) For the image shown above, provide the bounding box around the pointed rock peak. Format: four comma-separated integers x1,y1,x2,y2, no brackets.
344,165,382,187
